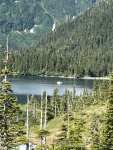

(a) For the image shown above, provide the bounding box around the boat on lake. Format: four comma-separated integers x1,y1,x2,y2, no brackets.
57,81,62,85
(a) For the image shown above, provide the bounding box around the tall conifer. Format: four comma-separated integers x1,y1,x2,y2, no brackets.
0,37,25,149
101,74,113,149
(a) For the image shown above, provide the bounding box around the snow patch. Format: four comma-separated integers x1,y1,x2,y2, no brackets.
30,28,34,33
52,21,56,32
30,25,38,33
24,29,28,33
34,25,38,27
16,31,21,34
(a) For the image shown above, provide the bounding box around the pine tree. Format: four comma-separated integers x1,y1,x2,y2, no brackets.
93,79,99,105
90,113,101,150
69,119,86,150
29,94,38,126
36,91,50,149
101,74,113,150
0,38,25,149
55,118,86,150
60,89,69,114
51,88,60,117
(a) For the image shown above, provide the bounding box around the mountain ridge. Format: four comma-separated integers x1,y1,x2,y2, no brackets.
0,0,98,49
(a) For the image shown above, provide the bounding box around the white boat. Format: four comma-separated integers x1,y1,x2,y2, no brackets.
57,81,62,85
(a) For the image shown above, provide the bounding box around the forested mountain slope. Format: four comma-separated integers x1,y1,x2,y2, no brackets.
0,0,98,49
5,0,113,77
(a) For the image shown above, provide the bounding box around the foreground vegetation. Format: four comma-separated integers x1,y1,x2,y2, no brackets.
25,76,113,150
1,0,113,149
0,45,111,149
0,38,27,149
0,41,113,149
1,65,113,149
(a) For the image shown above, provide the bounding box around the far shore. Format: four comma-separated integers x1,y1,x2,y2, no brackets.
81,76,110,80
18,74,110,80
56,76,110,80
38,75,110,80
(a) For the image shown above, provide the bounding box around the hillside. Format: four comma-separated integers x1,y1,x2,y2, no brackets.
0,0,98,49
4,0,113,77
22,79,109,149
29,105,106,148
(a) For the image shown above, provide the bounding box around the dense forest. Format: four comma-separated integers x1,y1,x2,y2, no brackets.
0,0,97,49
0,0,113,77
0,41,113,149
1,0,113,149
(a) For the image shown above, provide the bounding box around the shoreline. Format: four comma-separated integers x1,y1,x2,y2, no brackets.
44,75,110,80
12,74,110,80
81,76,110,80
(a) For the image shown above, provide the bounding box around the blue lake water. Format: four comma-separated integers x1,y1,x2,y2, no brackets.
8,75,94,104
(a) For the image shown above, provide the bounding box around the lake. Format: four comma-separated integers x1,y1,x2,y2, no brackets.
8,75,94,104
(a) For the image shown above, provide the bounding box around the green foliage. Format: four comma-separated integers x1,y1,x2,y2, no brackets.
37,129,50,138
90,113,101,150
15,76,110,149
55,118,86,150
28,95,39,126
36,129,50,150
50,88,61,117
2,0,113,77
0,66,25,148
101,74,113,149
0,0,98,49
43,0,95,23
36,144,51,150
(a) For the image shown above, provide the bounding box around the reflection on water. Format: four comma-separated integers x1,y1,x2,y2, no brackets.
8,75,94,104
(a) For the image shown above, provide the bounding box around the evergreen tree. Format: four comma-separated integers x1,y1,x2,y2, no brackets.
90,113,101,150
29,94,38,126
55,118,86,150
101,74,113,150
61,89,69,114
69,119,86,150
51,88,61,117
0,38,25,149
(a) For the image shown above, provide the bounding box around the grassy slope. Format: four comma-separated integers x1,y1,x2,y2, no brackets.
29,104,106,148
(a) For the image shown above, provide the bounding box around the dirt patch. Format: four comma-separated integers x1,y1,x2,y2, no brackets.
85,105,106,115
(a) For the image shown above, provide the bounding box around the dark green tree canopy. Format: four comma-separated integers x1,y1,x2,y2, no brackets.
0,0,98,49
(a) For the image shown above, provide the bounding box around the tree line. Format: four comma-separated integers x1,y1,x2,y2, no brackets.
27,77,113,150
0,0,113,77
0,0,96,50
0,42,113,149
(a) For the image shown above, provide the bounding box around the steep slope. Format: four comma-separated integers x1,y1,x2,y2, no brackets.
41,0,98,23
36,0,112,51
6,0,113,77
0,0,98,49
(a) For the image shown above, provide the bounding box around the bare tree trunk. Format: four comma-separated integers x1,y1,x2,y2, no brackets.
44,93,47,144
67,95,70,139
40,95,43,129
55,98,56,117
26,95,29,150
44,93,47,130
